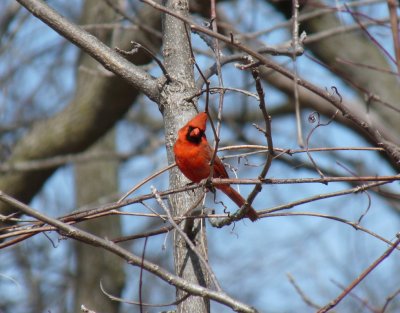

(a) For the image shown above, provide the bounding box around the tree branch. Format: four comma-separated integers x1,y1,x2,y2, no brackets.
16,0,160,101
0,190,258,313
317,233,400,313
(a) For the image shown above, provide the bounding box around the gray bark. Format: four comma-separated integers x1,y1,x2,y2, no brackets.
161,1,211,312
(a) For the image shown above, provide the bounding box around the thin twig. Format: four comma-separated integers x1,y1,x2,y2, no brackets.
247,68,273,206
291,0,304,147
2,171,399,242
115,42,171,82
304,17,390,45
335,161,372,224
212,174,400,185
112,224,174,243
151,186,223,292
317,234,400,313
2,202,398,254
0,189,257,312
261,180,389,215
305,110,340,178
381,287,400,313
102,0,162,39
199,86,259,100
335,58,400,78
139,236,148,313
245,0,384,38
219,144,385,154
118,163,176,203
207,0,226,182
0,176,393,246
135,42,171,82
287,273,320,309
184,23,209,107
100,280,190,307
3,172,397,244
330,279,378,313
344,4,397,65
209,67,273,227
263,212,400,251
140,0,400,168
305,52,400,115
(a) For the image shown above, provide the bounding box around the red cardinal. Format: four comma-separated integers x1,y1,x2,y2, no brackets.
173,112,258,221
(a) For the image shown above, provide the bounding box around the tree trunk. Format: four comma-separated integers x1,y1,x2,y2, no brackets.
161,1,211,312
74,130,124,313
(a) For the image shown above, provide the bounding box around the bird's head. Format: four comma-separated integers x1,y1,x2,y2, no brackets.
181,112,208,144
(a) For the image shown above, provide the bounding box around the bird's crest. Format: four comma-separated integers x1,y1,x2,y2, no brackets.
186,112,208,131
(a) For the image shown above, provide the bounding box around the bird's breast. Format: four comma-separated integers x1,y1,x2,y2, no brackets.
174,140,211,183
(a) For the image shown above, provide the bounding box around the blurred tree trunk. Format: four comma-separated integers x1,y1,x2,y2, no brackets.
0,0,160,224
74,129,124,313
71,2,128,311
269,0,400,146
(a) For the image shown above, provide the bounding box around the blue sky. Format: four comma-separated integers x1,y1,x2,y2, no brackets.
1,1,399,312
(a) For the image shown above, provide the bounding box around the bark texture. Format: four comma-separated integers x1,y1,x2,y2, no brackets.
161,1,211,312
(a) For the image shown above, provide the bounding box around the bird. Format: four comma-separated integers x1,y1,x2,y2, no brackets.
173,112,258,221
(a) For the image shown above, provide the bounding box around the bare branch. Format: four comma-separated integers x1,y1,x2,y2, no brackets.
0,190,258,313
287,273,320,309
16,0,160,101
152,186,222,292
141,0,400,168
100,280,190,307
317,234,400,313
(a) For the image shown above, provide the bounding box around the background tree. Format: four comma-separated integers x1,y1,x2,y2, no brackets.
0,1,399,313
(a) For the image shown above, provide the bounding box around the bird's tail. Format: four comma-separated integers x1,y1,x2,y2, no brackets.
217,185,258,222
